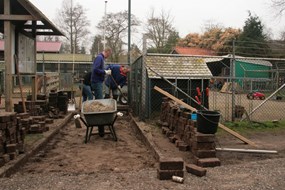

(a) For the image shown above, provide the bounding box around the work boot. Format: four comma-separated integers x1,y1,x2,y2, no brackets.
98,125,105,137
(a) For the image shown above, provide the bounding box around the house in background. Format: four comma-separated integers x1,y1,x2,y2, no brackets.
171,46,217,56
36,41,62,53
0,40,62,55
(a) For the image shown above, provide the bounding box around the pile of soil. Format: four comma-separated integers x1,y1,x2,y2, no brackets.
83,100,114,113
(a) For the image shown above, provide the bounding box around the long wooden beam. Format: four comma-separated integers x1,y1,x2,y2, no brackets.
0,14,35,21
154,86,257,147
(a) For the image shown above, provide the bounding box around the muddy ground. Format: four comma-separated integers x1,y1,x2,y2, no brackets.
0,114,285,190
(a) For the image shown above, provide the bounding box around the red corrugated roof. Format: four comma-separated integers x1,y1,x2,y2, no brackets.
37,41,62,52
173,46,216,56
0,40,61,53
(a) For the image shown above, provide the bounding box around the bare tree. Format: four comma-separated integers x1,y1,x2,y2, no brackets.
271,0,285,17
55,0,90,53
145,9,178,53
90,35,103,58
97,11,140,62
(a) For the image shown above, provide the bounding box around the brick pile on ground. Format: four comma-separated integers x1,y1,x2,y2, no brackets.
159,97,221,177
0,112,25,167
157,157,184,180
0,111,56,168
14,91,68,119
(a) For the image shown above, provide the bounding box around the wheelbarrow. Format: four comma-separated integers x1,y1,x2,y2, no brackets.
76,99,119,143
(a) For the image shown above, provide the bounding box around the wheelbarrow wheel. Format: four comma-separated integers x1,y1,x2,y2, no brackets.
119,94,128,105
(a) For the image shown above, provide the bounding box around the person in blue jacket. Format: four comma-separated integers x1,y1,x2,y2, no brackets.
91,48,112,99
104,64,129,100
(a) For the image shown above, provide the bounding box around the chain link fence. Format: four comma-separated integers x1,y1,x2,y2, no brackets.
130,54,285,122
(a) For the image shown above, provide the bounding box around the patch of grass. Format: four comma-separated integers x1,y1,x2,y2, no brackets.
220,119,285,135
25,134,44,146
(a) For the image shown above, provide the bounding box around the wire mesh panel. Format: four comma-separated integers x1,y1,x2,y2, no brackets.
130,54,285,122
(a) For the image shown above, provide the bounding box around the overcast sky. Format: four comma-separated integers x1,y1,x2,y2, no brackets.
30,0,285,47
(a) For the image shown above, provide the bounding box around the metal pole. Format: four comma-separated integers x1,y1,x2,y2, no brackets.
128,0,131,65
103,0,107,50
216,148,278,154
231,40,236,121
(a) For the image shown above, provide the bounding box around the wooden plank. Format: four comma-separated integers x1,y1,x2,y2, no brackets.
0,14,35,21
154,86,257,147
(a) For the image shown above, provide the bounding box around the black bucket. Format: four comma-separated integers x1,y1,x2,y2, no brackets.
197,110,220,134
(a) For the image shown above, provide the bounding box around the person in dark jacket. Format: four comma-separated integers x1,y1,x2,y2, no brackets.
81,71,93,102
104,64,129,100
91,48,112,99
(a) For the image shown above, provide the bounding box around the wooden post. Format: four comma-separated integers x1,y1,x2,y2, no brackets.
4,0,13,112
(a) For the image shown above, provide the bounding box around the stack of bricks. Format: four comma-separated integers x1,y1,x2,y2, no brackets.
157,157,184,180
14,94,49,116
159,99,221,169
29,116,48,134
190,126,221,167
17,113,31,133
0,112,26,167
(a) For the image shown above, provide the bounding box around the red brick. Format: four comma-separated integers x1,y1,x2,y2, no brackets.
166,130,174,137
192,142,216,150
0,113,11,123
175,140,184,147
162,127,169,134
197,158,221,167
159,157,184,170
178,143,189,151
194,133,215,142
192,150,216,158
6,144,17,153
157,169,184,180
185,164,207,177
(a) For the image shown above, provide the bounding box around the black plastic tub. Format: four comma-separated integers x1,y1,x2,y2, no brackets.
197,110,220,134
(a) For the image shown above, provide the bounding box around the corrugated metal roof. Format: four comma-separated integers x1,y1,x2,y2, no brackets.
145,54,213,79
205,54,272,67
236,58,272,67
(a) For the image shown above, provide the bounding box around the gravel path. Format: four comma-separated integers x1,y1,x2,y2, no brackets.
0,157,284,190
0,113,284,190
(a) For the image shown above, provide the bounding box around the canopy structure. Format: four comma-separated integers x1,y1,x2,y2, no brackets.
0,0,64,111
0,0,63,36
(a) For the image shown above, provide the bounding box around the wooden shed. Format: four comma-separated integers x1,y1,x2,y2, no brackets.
130,54,213,119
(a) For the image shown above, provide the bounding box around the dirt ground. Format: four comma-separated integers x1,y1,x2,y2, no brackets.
0,114,285,190
20,116,156,174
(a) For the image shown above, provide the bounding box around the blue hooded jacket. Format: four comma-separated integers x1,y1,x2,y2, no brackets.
91,53,105,83
105,64,127,90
